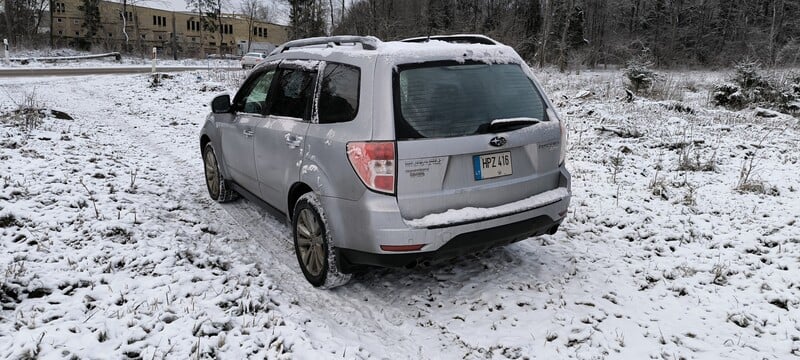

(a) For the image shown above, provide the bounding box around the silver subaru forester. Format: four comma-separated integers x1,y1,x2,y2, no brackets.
200,35,571,288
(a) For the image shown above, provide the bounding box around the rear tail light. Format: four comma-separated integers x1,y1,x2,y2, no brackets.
346,141,396,195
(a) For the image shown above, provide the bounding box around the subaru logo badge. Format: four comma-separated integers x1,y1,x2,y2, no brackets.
489,136,507,147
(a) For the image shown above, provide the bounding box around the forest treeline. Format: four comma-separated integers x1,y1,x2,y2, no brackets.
2,0,799,67
289,0,800,68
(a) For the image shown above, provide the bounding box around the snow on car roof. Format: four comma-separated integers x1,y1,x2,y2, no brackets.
281,39,523,65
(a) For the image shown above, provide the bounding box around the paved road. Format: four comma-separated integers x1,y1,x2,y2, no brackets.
0,66,240,77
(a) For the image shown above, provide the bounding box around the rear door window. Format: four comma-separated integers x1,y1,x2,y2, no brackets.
394,62,547,139
269,67,316,120
317,62,360,124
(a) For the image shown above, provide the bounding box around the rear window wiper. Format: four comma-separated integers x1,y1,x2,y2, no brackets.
480,117,541,133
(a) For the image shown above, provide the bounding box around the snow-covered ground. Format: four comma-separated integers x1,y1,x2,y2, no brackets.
0,68,798,359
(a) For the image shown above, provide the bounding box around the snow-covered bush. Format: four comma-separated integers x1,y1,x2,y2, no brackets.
732,60,769,90
623,56,658,94
713,60,798,114
711,83,746,109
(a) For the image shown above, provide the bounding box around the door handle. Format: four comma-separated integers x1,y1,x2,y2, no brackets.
284,133,302,149
243,129,254,137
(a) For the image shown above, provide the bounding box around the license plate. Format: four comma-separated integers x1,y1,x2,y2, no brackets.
473,152,512,180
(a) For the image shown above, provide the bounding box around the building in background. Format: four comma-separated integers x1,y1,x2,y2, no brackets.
50,0,287,57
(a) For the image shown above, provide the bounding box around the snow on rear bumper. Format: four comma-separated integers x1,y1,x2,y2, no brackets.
404,187,570,229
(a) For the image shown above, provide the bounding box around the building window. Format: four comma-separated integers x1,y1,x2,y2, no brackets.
253,27,268,38
152,16,167,27
75,31,79,36
158,35,162,40
108,33,112,37
57,30,63,35
54,2,65,13
73,19,80,25
141,34,146,39
56,18,62,22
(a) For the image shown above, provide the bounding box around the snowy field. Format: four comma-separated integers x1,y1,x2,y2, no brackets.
0,67,798,359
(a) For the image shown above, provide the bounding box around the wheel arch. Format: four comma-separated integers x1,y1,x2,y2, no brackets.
287,182,313,218
200,131,233,181
200,134,211,155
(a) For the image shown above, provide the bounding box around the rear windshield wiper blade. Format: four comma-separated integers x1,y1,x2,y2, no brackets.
486,117,541,132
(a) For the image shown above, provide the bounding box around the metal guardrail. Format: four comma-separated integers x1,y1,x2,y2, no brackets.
0,66,241,77
8,52,122,63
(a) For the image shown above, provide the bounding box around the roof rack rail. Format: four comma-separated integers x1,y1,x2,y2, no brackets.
271,36,381,55
401,34,500,45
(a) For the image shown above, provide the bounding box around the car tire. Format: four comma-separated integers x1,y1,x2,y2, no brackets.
202,143,238,203
292,192,352,289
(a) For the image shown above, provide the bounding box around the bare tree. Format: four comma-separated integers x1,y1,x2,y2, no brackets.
239,0,271,52
2,0,50,46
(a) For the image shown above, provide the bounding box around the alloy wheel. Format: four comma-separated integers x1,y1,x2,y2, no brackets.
204,149,220,199
295,208,326,277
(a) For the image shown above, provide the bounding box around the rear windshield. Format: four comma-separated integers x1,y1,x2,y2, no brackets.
394,62,547,140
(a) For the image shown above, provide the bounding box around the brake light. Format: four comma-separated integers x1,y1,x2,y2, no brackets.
346,141,396,194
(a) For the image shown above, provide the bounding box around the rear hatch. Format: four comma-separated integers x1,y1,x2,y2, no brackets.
394,61,563,221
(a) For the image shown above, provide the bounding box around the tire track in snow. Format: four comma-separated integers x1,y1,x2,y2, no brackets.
64,74,450,357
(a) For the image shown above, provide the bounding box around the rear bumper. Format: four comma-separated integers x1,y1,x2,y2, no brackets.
320,167,571,269
338,215,561,269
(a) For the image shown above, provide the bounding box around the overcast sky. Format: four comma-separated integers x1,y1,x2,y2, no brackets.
133,0,292,25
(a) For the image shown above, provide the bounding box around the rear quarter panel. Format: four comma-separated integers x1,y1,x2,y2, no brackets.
298,55,377,201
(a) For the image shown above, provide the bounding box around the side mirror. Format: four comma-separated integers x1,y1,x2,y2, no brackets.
211,94,231,113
